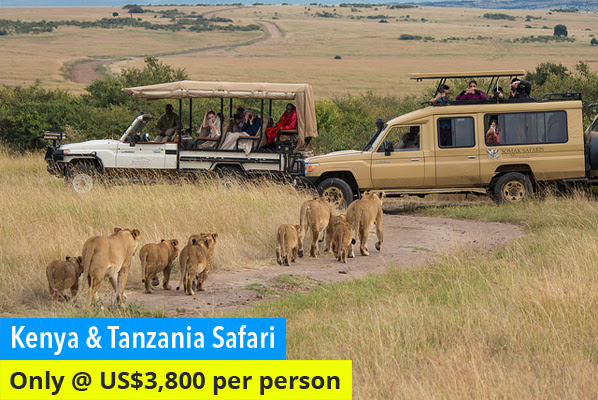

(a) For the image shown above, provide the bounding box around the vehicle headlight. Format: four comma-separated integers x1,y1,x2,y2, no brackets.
305,163,319,174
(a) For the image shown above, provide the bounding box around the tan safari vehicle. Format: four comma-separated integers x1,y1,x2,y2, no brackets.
302,70,598,206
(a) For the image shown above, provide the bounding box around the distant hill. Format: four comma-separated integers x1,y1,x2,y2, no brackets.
1,0,596,11
416,0,597,11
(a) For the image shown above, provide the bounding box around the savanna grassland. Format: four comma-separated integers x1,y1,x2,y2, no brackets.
1,5,597,96
3,4,598,399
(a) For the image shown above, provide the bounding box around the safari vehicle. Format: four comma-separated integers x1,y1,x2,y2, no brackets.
303,70,598,205
44,81,317,192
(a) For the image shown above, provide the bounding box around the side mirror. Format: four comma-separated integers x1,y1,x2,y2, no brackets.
383,140,394,156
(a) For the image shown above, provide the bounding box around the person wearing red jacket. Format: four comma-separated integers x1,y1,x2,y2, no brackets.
265,103,297,145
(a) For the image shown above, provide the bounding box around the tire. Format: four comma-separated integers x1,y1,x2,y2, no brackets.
493,172,533,204
67,163,97,194
216,166,244,187
317,178,354,208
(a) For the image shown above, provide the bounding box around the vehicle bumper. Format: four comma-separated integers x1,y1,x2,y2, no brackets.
44,146,65,176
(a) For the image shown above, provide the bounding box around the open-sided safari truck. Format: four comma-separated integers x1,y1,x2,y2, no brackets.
44,81,317,192
302,70,598,206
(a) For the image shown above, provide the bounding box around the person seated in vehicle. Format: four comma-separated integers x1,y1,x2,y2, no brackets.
154,104,179,142
456,80,488,101
398,126,420,150
430,85,451,103
485,119,500,145
489,86,505,100
264,103,297,149
510,78,532,99
234,106,245,121
219,110,262,154
195,110,221,149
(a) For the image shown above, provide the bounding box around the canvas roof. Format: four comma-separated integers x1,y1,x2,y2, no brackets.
410,70,526,80
122,80,318,145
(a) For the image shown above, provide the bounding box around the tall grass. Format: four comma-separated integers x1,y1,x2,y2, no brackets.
234,194,598,399
0,151,311,315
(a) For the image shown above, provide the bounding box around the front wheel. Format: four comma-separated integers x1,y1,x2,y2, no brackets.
317,178,354,208
493,172,533,204
67,164,98,194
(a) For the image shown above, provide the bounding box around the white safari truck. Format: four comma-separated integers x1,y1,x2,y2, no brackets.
302,70,598,206
44,81,318,192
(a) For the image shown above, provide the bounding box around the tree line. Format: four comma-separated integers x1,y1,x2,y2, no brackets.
0,59,597,153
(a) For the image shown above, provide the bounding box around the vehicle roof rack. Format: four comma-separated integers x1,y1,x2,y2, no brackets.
542,92,582,102
411,70,527,102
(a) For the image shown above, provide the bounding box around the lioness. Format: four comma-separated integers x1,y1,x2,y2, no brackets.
298,197,331,258
80,227,141,306
177,233,218,295
276,224,301,266
346,191,384,256
331,221,355,263
46,256,84,301
324,214,346,253
139,239,179,294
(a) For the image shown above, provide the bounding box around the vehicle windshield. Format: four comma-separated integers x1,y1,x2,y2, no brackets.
362,123,387,152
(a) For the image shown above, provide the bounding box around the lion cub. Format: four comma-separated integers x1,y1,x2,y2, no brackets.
324,214,346,253
46,256,84,301
276,224,301,266
346,191,384,257
139,239,179,294
298,197,331,258
330,221,355,264
177,233,218,295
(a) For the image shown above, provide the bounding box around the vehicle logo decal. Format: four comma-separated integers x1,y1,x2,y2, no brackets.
487,148,500,160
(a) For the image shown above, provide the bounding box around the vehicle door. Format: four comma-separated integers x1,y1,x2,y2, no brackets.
370,125,425,188
116,141,168,169
434,116,481,186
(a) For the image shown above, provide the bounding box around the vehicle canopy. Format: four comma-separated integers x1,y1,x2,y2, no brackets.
410,69,526,97
122,80,318,149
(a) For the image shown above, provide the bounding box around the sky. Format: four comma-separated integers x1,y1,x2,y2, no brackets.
0,0,431,6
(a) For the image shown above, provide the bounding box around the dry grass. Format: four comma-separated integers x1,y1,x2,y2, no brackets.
0,151,312,315
235,193,598,399
1,5,597,96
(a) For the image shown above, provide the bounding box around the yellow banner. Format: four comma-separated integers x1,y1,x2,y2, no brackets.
0,360,351,400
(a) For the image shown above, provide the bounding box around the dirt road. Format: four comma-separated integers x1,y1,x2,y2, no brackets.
127,214,524,316
68,16,283,85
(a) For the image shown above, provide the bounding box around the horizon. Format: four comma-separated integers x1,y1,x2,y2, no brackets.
0,0,431,6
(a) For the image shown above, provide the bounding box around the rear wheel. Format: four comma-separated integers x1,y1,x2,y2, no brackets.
317,178,354,208
67,163,98,194
216,166,244,187
493,172,533,204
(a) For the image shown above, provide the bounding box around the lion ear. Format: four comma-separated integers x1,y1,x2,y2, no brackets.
172,239,179,246
211,233,218,241
77,256,83,265
114,227,122,233
161,239,165,242
192,238,198,245
295,225,301,233
131,229,141,239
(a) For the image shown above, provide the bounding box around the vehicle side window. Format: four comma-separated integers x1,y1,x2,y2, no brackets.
437,117,475,148
590,115,598,133
378,126,420,152
484,111,567,145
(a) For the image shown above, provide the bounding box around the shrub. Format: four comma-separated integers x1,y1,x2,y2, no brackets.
554,24,568,37
591,38,598,46
398,34,422,40
483,13,516,21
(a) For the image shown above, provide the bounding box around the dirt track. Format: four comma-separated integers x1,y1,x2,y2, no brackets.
68,17,283,85
127,214,524,317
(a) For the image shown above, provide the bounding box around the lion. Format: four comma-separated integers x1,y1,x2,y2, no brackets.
177,233,218,295
345,191,384,257
276,224,301,266
330,221,355,263
46,256,84,301
139,239,179,294
298,197,331,258
80,227,141,306
324,214,346,253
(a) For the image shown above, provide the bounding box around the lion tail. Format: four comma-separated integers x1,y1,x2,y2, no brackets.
73,240,97,302
176,249,188,291
299,204,310,241
139,247,148,283
46,264,56,298
277,228,285,265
